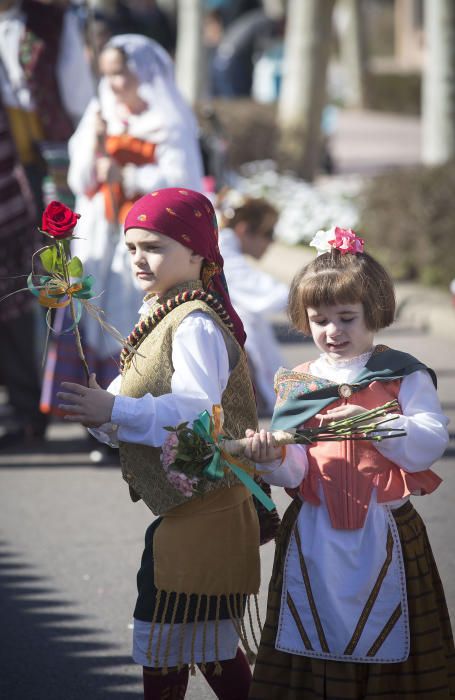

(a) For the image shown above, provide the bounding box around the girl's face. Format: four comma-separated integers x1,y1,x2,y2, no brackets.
125,228,203,295
306,302,374,361
99,48,139,106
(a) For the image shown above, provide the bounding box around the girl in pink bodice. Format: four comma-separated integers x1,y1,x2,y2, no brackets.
246,228,453,700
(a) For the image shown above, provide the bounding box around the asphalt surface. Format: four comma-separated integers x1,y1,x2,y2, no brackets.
1,108,454,699
0,320,454,700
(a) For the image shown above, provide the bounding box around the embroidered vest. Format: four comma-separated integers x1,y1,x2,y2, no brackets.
118,291,258,515
290,362,441,530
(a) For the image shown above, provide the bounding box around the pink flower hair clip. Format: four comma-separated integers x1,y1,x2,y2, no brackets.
309,226,365,256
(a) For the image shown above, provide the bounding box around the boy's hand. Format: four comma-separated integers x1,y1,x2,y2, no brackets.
315,404,366,425
243,428,283,463
57,374,115,427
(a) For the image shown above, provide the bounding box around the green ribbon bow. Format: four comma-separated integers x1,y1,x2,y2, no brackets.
193,410,276,512
27,273,95,332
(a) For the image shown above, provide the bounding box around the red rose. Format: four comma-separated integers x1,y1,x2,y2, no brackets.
41,200,80,239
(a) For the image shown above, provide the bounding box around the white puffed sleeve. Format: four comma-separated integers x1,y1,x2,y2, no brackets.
373,369,449,471
67,98,99,195
91,312,230,448
258,443,308,488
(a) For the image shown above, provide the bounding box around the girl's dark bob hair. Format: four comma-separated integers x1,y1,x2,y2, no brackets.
288,250,396,335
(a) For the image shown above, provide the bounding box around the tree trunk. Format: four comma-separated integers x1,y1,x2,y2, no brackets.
338,0,368,108
422,0,455,164
277,0,335,181
175,0,204,105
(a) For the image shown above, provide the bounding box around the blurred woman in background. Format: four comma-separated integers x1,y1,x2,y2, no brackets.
40,34,203,417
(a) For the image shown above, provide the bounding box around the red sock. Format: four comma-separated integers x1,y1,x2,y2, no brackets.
143,665,189,700
199,647,252,700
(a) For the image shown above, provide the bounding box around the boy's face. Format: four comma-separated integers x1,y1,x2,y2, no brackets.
306,302,374,362
125,228,202,295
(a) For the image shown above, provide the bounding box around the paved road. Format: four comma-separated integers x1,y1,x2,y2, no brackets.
0,320,454,700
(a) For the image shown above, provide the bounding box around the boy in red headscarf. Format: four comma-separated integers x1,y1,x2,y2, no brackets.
57,188,261,699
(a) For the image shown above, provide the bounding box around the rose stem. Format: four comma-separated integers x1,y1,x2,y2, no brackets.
58,240,90,383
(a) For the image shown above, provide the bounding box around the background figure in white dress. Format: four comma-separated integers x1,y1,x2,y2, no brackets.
217,192,288,415
40,34,204,416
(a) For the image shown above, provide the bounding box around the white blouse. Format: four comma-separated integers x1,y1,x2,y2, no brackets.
91,310,230,447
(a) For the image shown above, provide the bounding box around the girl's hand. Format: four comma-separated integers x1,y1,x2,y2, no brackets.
57,374,115,427
315,404,366,425
243,428,283,463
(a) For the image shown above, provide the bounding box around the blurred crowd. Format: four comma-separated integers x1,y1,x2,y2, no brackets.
0,0,291,449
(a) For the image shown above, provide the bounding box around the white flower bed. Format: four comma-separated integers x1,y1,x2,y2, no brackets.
230,161,362,245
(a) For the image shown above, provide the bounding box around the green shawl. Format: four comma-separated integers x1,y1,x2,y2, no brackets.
271,345,435,430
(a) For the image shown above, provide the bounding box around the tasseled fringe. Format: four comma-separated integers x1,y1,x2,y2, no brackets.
146,589,162,664
200,593,210,675
162,590,178,675
155,590,171,669
177,593,191,672
189,594,202,676
145,590,263,675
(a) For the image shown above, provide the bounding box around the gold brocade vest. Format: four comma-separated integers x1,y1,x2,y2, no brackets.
118,282,262,670
118,284,258,516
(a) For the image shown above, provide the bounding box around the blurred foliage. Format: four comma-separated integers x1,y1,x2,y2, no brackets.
367,71,421,115
357,161,455,286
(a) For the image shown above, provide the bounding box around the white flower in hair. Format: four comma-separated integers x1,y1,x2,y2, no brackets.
309,227,335,256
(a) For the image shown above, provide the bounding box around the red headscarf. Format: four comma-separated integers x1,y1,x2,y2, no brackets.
124,188,246,346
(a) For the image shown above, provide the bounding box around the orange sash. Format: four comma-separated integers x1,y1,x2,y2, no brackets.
96,134,156,224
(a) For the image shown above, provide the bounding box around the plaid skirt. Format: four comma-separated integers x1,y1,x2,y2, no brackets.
249,499,455,699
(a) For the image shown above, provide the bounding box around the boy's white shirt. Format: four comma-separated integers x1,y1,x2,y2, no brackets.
90,310,230,447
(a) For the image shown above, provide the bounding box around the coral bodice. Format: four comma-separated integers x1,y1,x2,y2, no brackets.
294,363,441,530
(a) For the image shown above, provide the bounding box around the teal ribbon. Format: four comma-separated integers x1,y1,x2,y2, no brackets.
27,273,95,332
192,410,276,512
